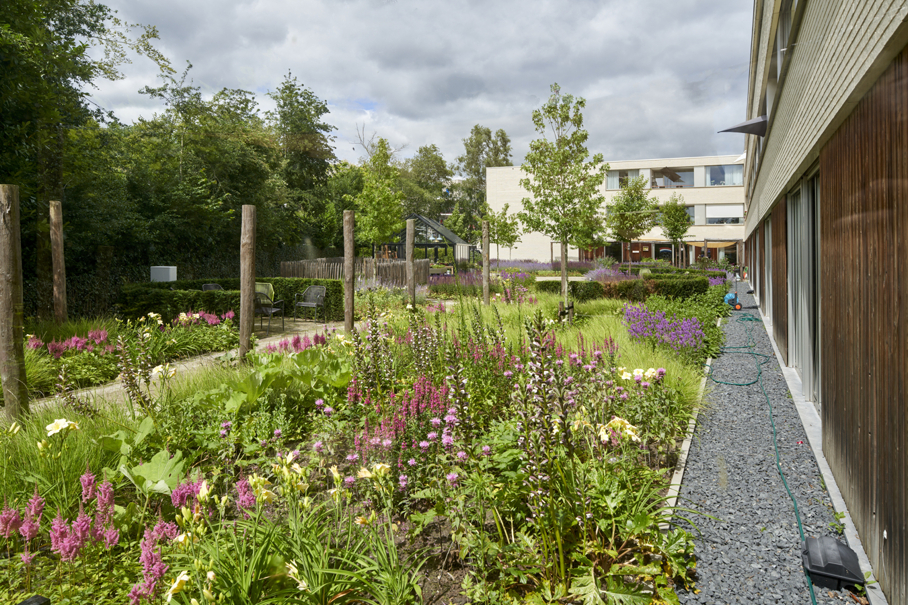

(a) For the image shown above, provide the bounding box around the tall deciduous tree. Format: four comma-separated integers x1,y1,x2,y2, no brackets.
605,175,659,270
399,144,452,220
454,125,512,242
659,193,693,267
486,203,521,266
519,84,608,304
348,138,404,257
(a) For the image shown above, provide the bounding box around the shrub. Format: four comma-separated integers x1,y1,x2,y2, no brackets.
648,276,709,298
117,278,344,322
534,280,605,301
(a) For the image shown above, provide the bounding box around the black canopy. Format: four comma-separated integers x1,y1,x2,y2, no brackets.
719,115,768,137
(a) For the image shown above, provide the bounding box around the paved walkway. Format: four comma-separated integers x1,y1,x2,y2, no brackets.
35,318,348,410
674,288,855,604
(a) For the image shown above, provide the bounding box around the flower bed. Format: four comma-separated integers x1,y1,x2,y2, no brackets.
0,295,726,603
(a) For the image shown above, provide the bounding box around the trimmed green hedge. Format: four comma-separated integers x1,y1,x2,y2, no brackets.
537,276,708,302
118,278,344,322
624,265,718,277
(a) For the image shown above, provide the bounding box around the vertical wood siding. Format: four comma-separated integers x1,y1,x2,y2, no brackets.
772,199,789,365
757,224,766,312
820,44,908,605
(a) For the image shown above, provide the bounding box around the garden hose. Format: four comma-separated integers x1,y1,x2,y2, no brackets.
705,311,819,605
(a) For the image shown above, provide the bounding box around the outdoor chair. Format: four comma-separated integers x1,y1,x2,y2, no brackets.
293,286,326,322
254,292,284,336
202,283,224,291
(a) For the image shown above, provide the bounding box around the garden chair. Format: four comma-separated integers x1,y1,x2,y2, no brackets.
202,283,223,291
254,292,284,336
293,286,326,322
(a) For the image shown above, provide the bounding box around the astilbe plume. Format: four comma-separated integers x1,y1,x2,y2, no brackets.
235,478,256,517
0,501,22,539
128,519,177,604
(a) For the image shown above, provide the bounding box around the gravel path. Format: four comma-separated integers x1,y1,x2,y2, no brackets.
675,288,853,605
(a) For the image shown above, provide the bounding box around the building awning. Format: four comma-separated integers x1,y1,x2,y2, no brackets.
719,115,767,137
685,241,739,249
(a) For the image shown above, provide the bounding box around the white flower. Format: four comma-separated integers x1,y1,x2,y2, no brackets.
633,368,645,378
46,418,76,436
406,304,414,310
151,365,165,378
644,368,658,380
207,571,216,583
166,571,192,602
371,463,391,477
621,371,633,380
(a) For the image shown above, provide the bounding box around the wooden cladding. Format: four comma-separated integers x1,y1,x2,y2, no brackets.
757,224,765,311
819,44,908,605
771,200,788,365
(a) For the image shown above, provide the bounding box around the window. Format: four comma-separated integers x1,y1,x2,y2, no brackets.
685,206,695,221
706,204,745,224
706,164,744,187
651,168,693,188
607,169,639,190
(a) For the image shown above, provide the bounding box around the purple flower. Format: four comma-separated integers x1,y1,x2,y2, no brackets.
273,429,282,438
408,458,417,466
419,441,430,451
446,473,459,487
324,407,334,417
481,446,491,456
442,434,455,449
346,453,359,462
221,421,232,430
427,431,438,441
220,429,228,438
313,441,324,454
456,451,467,461
398,475,409,491
20,549,36,566
503,371,513,378
235,479,256,513
443,414,458,425
0,505,22,539
104,525,120,549
315,398,325,408
344,476,355,487
430,417,442,427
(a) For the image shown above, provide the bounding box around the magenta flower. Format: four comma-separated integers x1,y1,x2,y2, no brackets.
419,441,430,451
442,434,455,449
430,417,442,427
408,458,417,466
273,429,282,438
456,451,467,461
104,525,120,549
324,407,334,417
481,445,491,456
313,441,324,453
235,479,256,514
344,476,355,487
346,453,359,462
427,432,438,441
0,504,22,539
446,473,459,487
398,475,409,491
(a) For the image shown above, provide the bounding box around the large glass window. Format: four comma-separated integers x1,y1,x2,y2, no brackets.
706,203,745,224
706,164,744,187
651,167,693,188
606,169,639,190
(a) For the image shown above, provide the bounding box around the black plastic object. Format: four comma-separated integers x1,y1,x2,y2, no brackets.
18,596,51,605
801,536,865,590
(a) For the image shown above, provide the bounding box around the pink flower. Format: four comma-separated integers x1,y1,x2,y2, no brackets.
0,504,22,539
430,417,441,427
481,445,491,456
26,486,45,522
456,451,467,461
104,525,120,549
235,479,256,514
49,511,70,553
408,458,417,466
427,432,438,441
20,548,36,566
81,466,97,502
446,472,459,487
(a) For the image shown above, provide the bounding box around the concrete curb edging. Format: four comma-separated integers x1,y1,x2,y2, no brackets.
659,317,719,533
751,284,888,605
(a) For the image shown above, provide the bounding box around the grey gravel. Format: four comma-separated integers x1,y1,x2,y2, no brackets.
674,289,852,604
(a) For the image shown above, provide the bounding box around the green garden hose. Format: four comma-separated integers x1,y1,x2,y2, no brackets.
705,311,819,605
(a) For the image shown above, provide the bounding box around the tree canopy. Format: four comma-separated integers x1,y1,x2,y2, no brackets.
348,138,405,256
605,175,659,268
659,193,693,266
453,125,512,242
519,84,607,302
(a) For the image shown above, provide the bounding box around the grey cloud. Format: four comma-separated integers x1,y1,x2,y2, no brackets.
90,0,752,165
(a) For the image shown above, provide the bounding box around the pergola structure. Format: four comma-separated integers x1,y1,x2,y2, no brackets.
377,214,472,261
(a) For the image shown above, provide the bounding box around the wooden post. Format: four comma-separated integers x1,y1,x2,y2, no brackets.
344,210,355,333
239,205,256,359
49,200,67,323
482,221,490,305
0,185,29,421
406,219,416,308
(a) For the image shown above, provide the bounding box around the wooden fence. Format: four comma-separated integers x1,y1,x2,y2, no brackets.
280,258,430,285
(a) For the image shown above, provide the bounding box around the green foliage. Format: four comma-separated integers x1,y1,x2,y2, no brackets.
644,285,731,360
350,138,405,250
659,193,693,253
519,83,608,302
605,175,659,254
453,124,513,242
117,277,344,322
535,280,605,302
399,144,453,220
486,202,522,263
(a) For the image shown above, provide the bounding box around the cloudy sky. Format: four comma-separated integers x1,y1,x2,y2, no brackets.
88,0,754,166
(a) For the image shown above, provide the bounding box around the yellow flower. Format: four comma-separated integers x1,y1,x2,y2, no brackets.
606,417,641,443
644,368,658,380
354,515,371,526
357,467,373,480
46,418,74,436
8,422,21,435
197,481,210,503
166,571,191,602
259,489,277,503
633,369,644,379
371,463,391,477
329,465,341,480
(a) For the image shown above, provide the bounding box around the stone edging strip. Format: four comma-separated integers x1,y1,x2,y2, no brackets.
659,316,719,533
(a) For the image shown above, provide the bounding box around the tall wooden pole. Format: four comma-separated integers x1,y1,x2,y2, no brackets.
239,205,256,359
482,221,490,305
0,185,29,421
405,219,416,308
344,210,355,333
49,200,67,323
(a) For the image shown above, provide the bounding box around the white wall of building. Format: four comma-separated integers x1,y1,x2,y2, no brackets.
487,155,746,262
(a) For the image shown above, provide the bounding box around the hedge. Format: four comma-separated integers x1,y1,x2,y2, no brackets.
536,276,708,302
118,278,344,322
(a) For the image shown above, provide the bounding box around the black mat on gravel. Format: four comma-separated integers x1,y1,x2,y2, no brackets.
674,287,849,604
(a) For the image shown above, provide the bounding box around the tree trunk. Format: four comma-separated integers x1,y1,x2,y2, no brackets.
482,221,490,305
50,200,67,323
560,241,568,306
344,210,355,333
0,185,29,421
406,219,416,308
239,205,256,359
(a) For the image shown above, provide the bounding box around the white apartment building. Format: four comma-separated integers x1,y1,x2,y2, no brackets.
486,155,746,265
